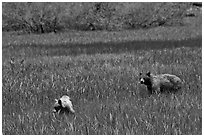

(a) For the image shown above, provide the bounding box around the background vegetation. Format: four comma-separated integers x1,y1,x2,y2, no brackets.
2,2,202,33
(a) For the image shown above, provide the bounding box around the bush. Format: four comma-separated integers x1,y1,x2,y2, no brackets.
124,3,191,29
2,2,194,33
2,3,65,33
73,3,124,31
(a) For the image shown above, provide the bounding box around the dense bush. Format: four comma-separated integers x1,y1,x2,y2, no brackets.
124,3,191,29
2,2,197,33
73,3,124,31
2,3,65,33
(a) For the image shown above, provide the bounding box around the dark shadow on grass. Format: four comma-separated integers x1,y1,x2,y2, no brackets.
3,37,202,58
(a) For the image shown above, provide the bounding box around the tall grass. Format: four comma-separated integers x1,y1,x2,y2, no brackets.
3,27,201,48
2,37,202,134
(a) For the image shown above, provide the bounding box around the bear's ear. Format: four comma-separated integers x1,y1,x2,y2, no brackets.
146,71,151,77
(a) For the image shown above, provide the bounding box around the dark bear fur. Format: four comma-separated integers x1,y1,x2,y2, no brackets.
139,71,182,94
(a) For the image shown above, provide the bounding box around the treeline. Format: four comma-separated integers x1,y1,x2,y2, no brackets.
2,2,200,34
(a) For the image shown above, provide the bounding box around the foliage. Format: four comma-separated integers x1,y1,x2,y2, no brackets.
124,3,191,29
73,2,123,31
2,2,197,33
2,2,65,33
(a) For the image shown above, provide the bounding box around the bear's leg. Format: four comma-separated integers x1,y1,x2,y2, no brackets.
147,86,153,94
148,90,153,94
155,87,161,94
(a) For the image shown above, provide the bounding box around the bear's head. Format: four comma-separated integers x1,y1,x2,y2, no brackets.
139,71,152,86
53,99,63,113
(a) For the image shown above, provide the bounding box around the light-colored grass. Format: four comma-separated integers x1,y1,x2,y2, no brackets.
2,43,202,134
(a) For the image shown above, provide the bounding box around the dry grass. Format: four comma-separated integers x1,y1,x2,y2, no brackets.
2,36,202,134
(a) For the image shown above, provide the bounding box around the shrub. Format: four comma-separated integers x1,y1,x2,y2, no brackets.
2,2,65,33
124,3,191,29
2,2,194,33
73,2,123,31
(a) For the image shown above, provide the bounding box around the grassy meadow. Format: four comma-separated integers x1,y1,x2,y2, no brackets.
2,28,202,134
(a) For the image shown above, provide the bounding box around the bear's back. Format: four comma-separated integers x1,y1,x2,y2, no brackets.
151,74,182,90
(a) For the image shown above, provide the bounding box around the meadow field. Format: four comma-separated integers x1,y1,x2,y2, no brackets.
2,28,202,134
